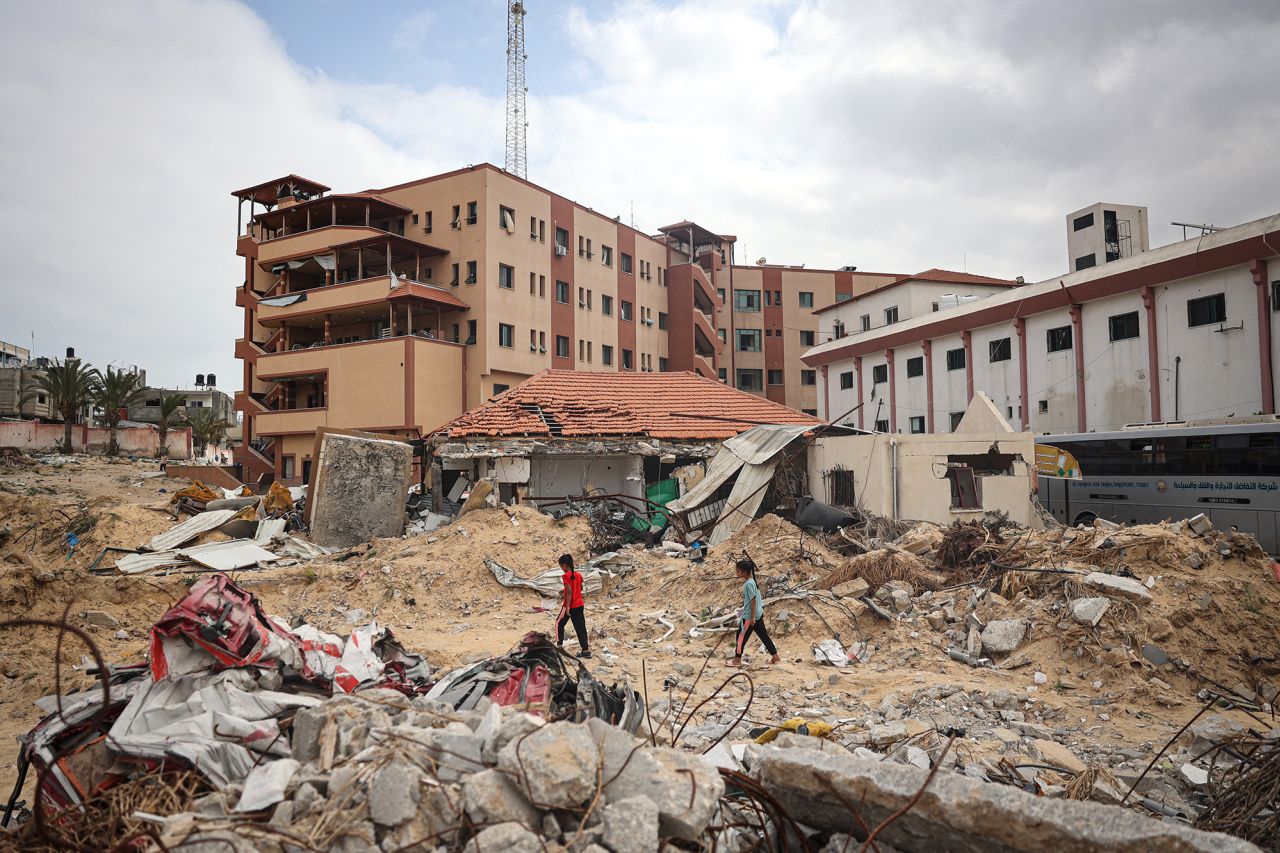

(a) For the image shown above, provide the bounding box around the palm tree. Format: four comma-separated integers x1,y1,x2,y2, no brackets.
154,393,186,458
94,367,149,456
185,408,230,458
21,359,99,453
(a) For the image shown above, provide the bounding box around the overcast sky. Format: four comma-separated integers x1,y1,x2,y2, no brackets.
2,0,1277,392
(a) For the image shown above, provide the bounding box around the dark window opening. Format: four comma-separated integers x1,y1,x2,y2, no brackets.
1046,326,1073,352
1187,293,1226,327
906,356,923,377
839,371,854,390
826,467,856,507
1073,212,1094,231
989,337,1011,362
1109,311,1140,341
1075,253,1097,271
946,348,966,370
872,364,888,384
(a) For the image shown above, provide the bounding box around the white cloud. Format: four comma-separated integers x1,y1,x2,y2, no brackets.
1,0,1277,392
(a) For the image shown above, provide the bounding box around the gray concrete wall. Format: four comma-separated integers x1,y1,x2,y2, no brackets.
310,432,413,548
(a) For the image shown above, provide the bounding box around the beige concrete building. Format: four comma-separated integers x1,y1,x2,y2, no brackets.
232,165,913,484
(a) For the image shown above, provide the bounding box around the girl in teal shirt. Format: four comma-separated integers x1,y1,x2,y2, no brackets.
730,558,780,666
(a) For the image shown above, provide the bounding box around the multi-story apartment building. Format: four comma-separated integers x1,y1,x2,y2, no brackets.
232,165,733,483
803,208,1280,435
127,382,235,426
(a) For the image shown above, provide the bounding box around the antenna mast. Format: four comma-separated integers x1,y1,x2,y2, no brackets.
505,1,528,178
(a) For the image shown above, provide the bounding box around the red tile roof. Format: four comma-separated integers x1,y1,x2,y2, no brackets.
811,268,1020,314
436,370,822,440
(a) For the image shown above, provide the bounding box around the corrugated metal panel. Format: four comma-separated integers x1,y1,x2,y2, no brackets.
252,519,287,545
723,423,811,465
178,540,278,572
116,551,190,575
146,510,237,552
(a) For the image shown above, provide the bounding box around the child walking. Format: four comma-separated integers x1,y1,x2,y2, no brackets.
555,553,591,658
730,558,780,666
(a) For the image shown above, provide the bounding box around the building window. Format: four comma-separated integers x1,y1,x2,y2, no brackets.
909,416,925,434
411,213,418,225
555,335,570,358
799,291,814,308
622,349,634,369
1046,326,1073,352
717,329,727,343
717,287,726,303
839,371,854,390
465,260,477,284
601,294,614,316
658,312,667,330
736,369,763,391
1073,212,1094,231
539,331,546,351
451,204,461,228
1187,293,1226,327
949,411,964,431
736,329,762,352
659,357,668,371
499,206,515,231
884,306,899,325
620,252,632,274
556,281,569,303
733,289,761,312
601,245,614,267
860,314,871,331
466,320,477,345
767,369,784,386
946,348,965,370
718,368,727,382
1075,253,1097,271
620,300,633,321
1109,311,1140,341
450,262,459,287
144,398,161,407
498,323,514,348
791,369,812,387
498,264,514,289
947,465,980,509
38,393,47,405
529,272,537,294
1038,399,1049,413
492,383,509,396
800,330,815,347
826,468,856,506
602,344,614,365
281,456,295,479
989,337,1012,362
872,364,888,384
555,227,569,253
833,321,846,339
875,419,889,432
423,211,433,233
906,356,923,378
466,201,478,225
529,329,537,350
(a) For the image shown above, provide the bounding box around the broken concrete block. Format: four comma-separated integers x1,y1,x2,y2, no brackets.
84,610,119,628
308,431,414,548
601,795,660,853
832,578,869,599
1071,597,1111,627
1184,714,1245,753
1186,513,1212,536
484,710,546,764
463,768,540,829
890,589,912,613
368,760,421,827
1031,739,1086,774
497,720,599,808
1183,551,1205,570
1179,763,1209,788
602,745,724,841
981,619,1028,655
1082,572,1152,604
868,722,907,746
926,610,946,631
464,821,544,853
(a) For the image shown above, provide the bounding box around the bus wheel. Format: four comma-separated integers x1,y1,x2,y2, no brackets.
1073,511,1098,527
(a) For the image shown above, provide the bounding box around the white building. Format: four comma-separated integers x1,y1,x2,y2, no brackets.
1066,203,1150,272
803,210,1280,435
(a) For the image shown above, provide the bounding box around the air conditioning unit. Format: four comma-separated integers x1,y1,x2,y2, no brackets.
555,245,568,256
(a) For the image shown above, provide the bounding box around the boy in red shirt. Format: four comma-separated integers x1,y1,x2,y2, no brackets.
556,553,591,658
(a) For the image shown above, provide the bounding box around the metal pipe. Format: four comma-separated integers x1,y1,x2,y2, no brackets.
1174,355,1181,420
890,436,899,520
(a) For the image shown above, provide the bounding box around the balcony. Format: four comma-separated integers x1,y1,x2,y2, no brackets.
235,338,269,365
256,276,467,328
254,407,330,436
256,225,390,268
693,310,721,356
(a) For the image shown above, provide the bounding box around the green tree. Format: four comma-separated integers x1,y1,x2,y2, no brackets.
94,367,149,456
21,358,99,454
154,392,186,458
184,408,230,457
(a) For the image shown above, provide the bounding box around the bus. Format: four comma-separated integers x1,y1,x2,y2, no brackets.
1037,417,1280,554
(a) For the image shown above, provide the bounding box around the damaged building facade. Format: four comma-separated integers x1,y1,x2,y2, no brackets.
429,370,821,533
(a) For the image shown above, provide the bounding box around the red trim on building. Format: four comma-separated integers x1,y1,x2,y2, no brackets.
1252,259,1274,414
763,268,785,403
1015,317,1029,429
922,340,935,434
550,195,575,368
1141,287,1161,421
885,349,897,433
802,231,1280,367
1069,304,1086,431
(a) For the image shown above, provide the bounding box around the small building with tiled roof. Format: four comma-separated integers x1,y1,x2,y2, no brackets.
430,369,823,514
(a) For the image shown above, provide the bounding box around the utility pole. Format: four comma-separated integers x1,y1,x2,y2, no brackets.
505,1,528,179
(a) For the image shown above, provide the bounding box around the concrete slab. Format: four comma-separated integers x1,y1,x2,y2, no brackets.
308,431,413,548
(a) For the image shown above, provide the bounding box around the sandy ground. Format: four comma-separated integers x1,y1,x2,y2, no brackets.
0,453,1277,810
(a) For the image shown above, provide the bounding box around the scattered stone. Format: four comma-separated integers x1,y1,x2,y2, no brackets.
1185,714,1245,753
464,821,544,853
463,768,539,829
869,722,907,746
832,578,869,599
890,589,912,613
1179,764,1209,788
981,619,1027,655
1183,551,1204,570
1031,739,1086,774
1082,572,1152,604
368,760,421,827
926,610,946,631
497,720,598,808
84,610,119,628
1070,597,1110,627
